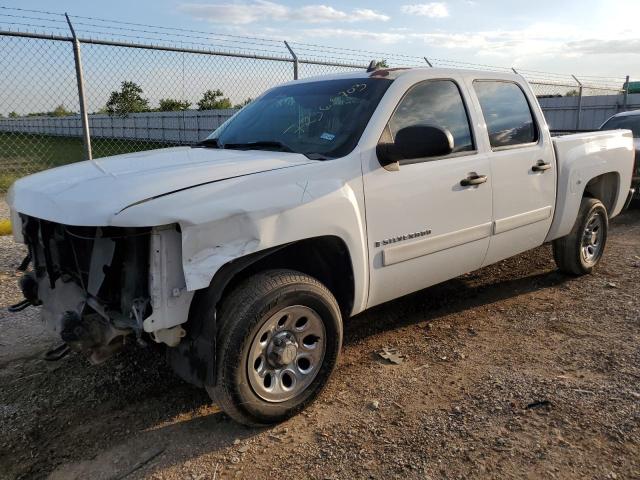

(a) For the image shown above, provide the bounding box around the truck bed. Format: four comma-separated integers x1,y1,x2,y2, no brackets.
546,129,634,242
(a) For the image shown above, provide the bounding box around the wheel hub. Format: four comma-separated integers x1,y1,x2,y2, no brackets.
267,332,298,367
247,305,327,403
581,212,603,264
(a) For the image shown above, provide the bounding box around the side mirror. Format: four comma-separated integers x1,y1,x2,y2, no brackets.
376,125,454,166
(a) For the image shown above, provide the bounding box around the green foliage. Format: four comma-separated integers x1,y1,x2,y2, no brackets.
565,89,580,97
105,81,150,116
16,105,75,117
197,89,232,110
51,104,74,117
374,59,389,68
233,98,253,109
158,98,191,111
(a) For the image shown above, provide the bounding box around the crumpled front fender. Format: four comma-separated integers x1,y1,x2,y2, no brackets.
114,157,369,321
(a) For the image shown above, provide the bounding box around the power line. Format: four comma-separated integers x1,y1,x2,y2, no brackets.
0,6,64,17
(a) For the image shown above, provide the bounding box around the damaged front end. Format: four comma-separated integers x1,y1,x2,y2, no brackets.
14,215,161,363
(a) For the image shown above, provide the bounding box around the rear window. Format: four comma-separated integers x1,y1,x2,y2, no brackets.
601,115,640,138
473,81,538,149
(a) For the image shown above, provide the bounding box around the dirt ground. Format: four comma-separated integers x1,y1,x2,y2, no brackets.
0,205,639,480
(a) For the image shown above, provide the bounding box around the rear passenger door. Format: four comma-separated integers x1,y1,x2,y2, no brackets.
470,80,557,266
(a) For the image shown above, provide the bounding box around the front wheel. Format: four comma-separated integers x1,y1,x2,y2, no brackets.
553,197,608,275
208,269,343,426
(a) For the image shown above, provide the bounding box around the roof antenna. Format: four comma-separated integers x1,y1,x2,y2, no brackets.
366,60,377,72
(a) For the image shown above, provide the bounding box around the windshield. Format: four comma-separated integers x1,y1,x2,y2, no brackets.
601,115,640,138
206,77,393,159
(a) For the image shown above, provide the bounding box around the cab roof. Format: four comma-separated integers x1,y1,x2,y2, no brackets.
286,66,523,85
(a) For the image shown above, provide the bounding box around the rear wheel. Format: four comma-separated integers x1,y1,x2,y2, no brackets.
208,269,342,426
553,197,608,275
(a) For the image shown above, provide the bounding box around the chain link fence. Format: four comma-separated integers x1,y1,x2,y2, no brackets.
0,7,631,192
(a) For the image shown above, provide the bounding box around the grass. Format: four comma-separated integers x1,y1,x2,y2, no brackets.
0,133,178,191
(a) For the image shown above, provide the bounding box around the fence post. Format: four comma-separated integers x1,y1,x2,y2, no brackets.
623,75,630,112
424,57,433,67
284,41,298,80
65,13,92,161
572,75,583,131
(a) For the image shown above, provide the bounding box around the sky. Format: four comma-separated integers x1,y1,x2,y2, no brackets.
3,0,639,83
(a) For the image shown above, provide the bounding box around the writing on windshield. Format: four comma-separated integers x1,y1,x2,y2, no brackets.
207,78,392,159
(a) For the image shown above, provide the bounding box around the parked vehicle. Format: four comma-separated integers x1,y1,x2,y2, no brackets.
600,110,640,195
8,67,635,425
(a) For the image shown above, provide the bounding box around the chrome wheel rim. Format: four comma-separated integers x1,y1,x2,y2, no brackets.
247,305,326,403
581,212,603,264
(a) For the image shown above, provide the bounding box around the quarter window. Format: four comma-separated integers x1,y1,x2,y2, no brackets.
473,81,538,148
389,80,474,154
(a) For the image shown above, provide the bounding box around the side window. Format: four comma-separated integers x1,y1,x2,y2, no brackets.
389,80,474,154
473,81,538,148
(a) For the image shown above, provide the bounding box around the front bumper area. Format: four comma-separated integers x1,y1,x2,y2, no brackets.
15,215,151,363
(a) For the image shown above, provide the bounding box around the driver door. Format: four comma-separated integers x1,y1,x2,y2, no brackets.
363,78,493,308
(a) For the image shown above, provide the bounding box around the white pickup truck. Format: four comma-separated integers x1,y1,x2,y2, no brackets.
7,67,635,425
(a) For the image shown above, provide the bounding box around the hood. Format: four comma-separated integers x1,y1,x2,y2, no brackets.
8,146,314,226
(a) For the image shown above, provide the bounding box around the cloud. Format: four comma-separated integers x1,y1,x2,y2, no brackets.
400,3,449,18
352,8,391,22
567,38,640,55
299,22,595,60
302,28,405,44
179,1,285,24
298,5,390,22
180,1,389,25
301,24,568,52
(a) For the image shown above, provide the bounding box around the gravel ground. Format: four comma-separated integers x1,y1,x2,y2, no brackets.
0,206,639,480
0,196,9,220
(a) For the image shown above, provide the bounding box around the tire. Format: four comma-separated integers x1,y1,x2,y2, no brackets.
553,197,608,275
207,269,342,426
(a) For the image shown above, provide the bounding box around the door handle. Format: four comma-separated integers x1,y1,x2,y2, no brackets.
532,161,551,172
460,174,488,187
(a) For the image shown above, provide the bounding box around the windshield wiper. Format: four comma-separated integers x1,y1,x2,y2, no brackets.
199,139,327,160
223,140,295,153
195,138,222,148
305,153,330,161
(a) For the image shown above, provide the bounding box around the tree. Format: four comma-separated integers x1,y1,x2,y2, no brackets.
374,59,389,68
158,98,191,111
8,111,18,118
197,89,232,110
233,98,253,109
565,89,580,97
51,104,73,117
105,81,150,116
